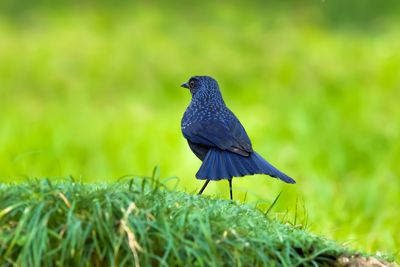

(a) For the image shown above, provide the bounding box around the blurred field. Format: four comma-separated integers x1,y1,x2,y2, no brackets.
0,0,399,260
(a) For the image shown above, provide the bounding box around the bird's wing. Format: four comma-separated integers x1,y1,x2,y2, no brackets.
182,116,253,156
187,140,209,161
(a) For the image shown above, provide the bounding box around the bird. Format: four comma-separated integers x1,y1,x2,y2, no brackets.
181,76,295,200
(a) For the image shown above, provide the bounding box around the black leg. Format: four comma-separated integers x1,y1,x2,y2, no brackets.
228,179,233,200
198,180,210,195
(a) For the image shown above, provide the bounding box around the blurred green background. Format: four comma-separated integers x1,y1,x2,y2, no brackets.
1,0,399,259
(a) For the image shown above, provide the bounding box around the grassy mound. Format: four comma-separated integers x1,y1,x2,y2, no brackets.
0,177,391,266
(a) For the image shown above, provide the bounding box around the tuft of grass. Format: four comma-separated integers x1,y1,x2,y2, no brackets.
0,175,392,266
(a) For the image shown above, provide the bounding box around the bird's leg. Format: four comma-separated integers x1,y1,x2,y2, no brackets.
228,179,233,200
198,180,210,195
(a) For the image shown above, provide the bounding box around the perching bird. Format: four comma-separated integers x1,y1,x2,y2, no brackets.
181,76,295,200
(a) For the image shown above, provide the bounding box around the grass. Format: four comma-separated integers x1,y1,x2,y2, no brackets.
0,1,399,261
0,172,386,266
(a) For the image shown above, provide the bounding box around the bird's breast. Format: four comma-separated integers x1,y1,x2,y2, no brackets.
181,108,195,131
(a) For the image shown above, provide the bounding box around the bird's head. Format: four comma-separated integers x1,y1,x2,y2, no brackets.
181,76,220,97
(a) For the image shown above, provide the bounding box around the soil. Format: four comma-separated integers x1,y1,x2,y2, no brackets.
338,254,398,267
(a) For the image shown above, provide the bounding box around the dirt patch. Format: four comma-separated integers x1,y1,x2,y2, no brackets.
338,254,398,267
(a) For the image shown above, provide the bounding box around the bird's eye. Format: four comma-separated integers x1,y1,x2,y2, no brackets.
189,80,196,88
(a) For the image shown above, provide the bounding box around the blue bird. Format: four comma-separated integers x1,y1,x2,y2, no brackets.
181,76,295,200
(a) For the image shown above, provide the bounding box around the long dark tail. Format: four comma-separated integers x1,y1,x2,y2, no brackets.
196,148,296,183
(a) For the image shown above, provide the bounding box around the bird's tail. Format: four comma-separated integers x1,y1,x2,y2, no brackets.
196,148,296,183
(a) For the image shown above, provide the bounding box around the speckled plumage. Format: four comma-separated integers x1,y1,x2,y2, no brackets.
181,76,295,185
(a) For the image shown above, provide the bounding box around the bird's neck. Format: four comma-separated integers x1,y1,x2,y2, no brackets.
191,89,225,107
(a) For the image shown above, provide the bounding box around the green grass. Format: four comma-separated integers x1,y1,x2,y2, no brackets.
0,1,399,262
0,174,386,266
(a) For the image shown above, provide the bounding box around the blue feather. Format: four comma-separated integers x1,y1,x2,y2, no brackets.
196,148,296,184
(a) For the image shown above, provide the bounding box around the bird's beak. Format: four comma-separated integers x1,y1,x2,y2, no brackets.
181,82,189,89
